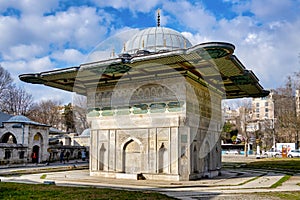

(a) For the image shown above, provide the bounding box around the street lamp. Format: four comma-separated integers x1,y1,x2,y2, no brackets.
272,118,276,149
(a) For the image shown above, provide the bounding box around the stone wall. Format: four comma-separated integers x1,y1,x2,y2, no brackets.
0,143,27,164
87,76,222,180
0,124,49,164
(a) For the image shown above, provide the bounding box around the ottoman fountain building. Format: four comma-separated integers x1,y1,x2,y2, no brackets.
20,17,268,180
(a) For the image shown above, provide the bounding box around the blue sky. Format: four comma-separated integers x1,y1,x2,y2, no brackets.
1,0,300,103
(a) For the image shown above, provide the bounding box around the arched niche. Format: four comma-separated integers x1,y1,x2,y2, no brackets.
33,132,43,142
122,138,142,173
158,142,168,173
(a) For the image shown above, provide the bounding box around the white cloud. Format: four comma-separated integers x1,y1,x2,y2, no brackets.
21,83,73,104
0,16,24,49
162,1,216,32
249,0,298,22
0,3,116,104
93,0,161,13
3,44,45,61
0,6,110,56
52,49,85,65
86,50,111,63
0,0,58,16
21,7,109,49
0,4,113,89
27,56,53,72
230,0,300,24
2,56,53,76
181,32,208,45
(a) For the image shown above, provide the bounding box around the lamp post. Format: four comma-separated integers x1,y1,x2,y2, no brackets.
272,118,275,149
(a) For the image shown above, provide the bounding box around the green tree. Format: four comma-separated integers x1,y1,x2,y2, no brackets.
63,103,75,133
222,122,238,143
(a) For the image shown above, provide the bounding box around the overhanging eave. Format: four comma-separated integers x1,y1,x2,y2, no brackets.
19,42,269,99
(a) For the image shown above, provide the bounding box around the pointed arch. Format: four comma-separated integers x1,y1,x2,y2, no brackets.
32,145,40,163
99,143,106,170
121,137,142,173
193,144,198,173
0,132,17,144
158,142,168,173
204,141,211,172
32,132,44,163
33,132,43,142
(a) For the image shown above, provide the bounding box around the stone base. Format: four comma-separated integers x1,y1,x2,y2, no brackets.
202,169,221,179
90,171,180,181
90,169,221,181
116,173,138,180
142,173,180,181
189,173,204,180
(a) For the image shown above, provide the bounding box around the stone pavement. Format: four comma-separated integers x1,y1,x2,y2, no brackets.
1,163,300,200
0,159,88,176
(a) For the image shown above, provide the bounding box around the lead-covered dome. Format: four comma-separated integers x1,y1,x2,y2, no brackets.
123,27,192,54
81,128,90,137
7,115,31,123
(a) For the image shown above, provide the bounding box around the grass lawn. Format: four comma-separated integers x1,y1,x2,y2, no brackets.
2,182,300,200
3,158,300,199
244,158,300,171
259,192,300,200
0,182,176,200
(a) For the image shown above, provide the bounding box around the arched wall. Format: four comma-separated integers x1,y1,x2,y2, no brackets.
0,132,17,144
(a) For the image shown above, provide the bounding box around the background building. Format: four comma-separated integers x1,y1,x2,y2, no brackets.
0,113,49,164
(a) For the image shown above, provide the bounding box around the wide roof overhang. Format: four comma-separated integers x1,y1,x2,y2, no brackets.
19,42,269,99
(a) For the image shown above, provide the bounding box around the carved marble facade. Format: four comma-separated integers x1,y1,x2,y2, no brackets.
88,76,222,181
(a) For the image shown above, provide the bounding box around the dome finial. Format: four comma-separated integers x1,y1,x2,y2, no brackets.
157,9,160,27
123,43,126,52
111,48,115,58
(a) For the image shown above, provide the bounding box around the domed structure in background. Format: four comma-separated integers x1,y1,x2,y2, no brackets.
123,27,192,54
81,128,90,137
7,115,31,123
0,112,50,165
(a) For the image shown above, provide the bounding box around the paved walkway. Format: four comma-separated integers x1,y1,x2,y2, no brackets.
0,159,88,175
1,158,300,199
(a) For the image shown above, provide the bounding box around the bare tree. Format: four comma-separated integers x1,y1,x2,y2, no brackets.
0,65,13,96
0,65,34,115
73,94,88,134
1,85,33,115
273,73,300,147
28,100,62,126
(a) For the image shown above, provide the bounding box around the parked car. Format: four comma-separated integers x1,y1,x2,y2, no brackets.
225,150,239,155
264,149,281,158
288,149,300,158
